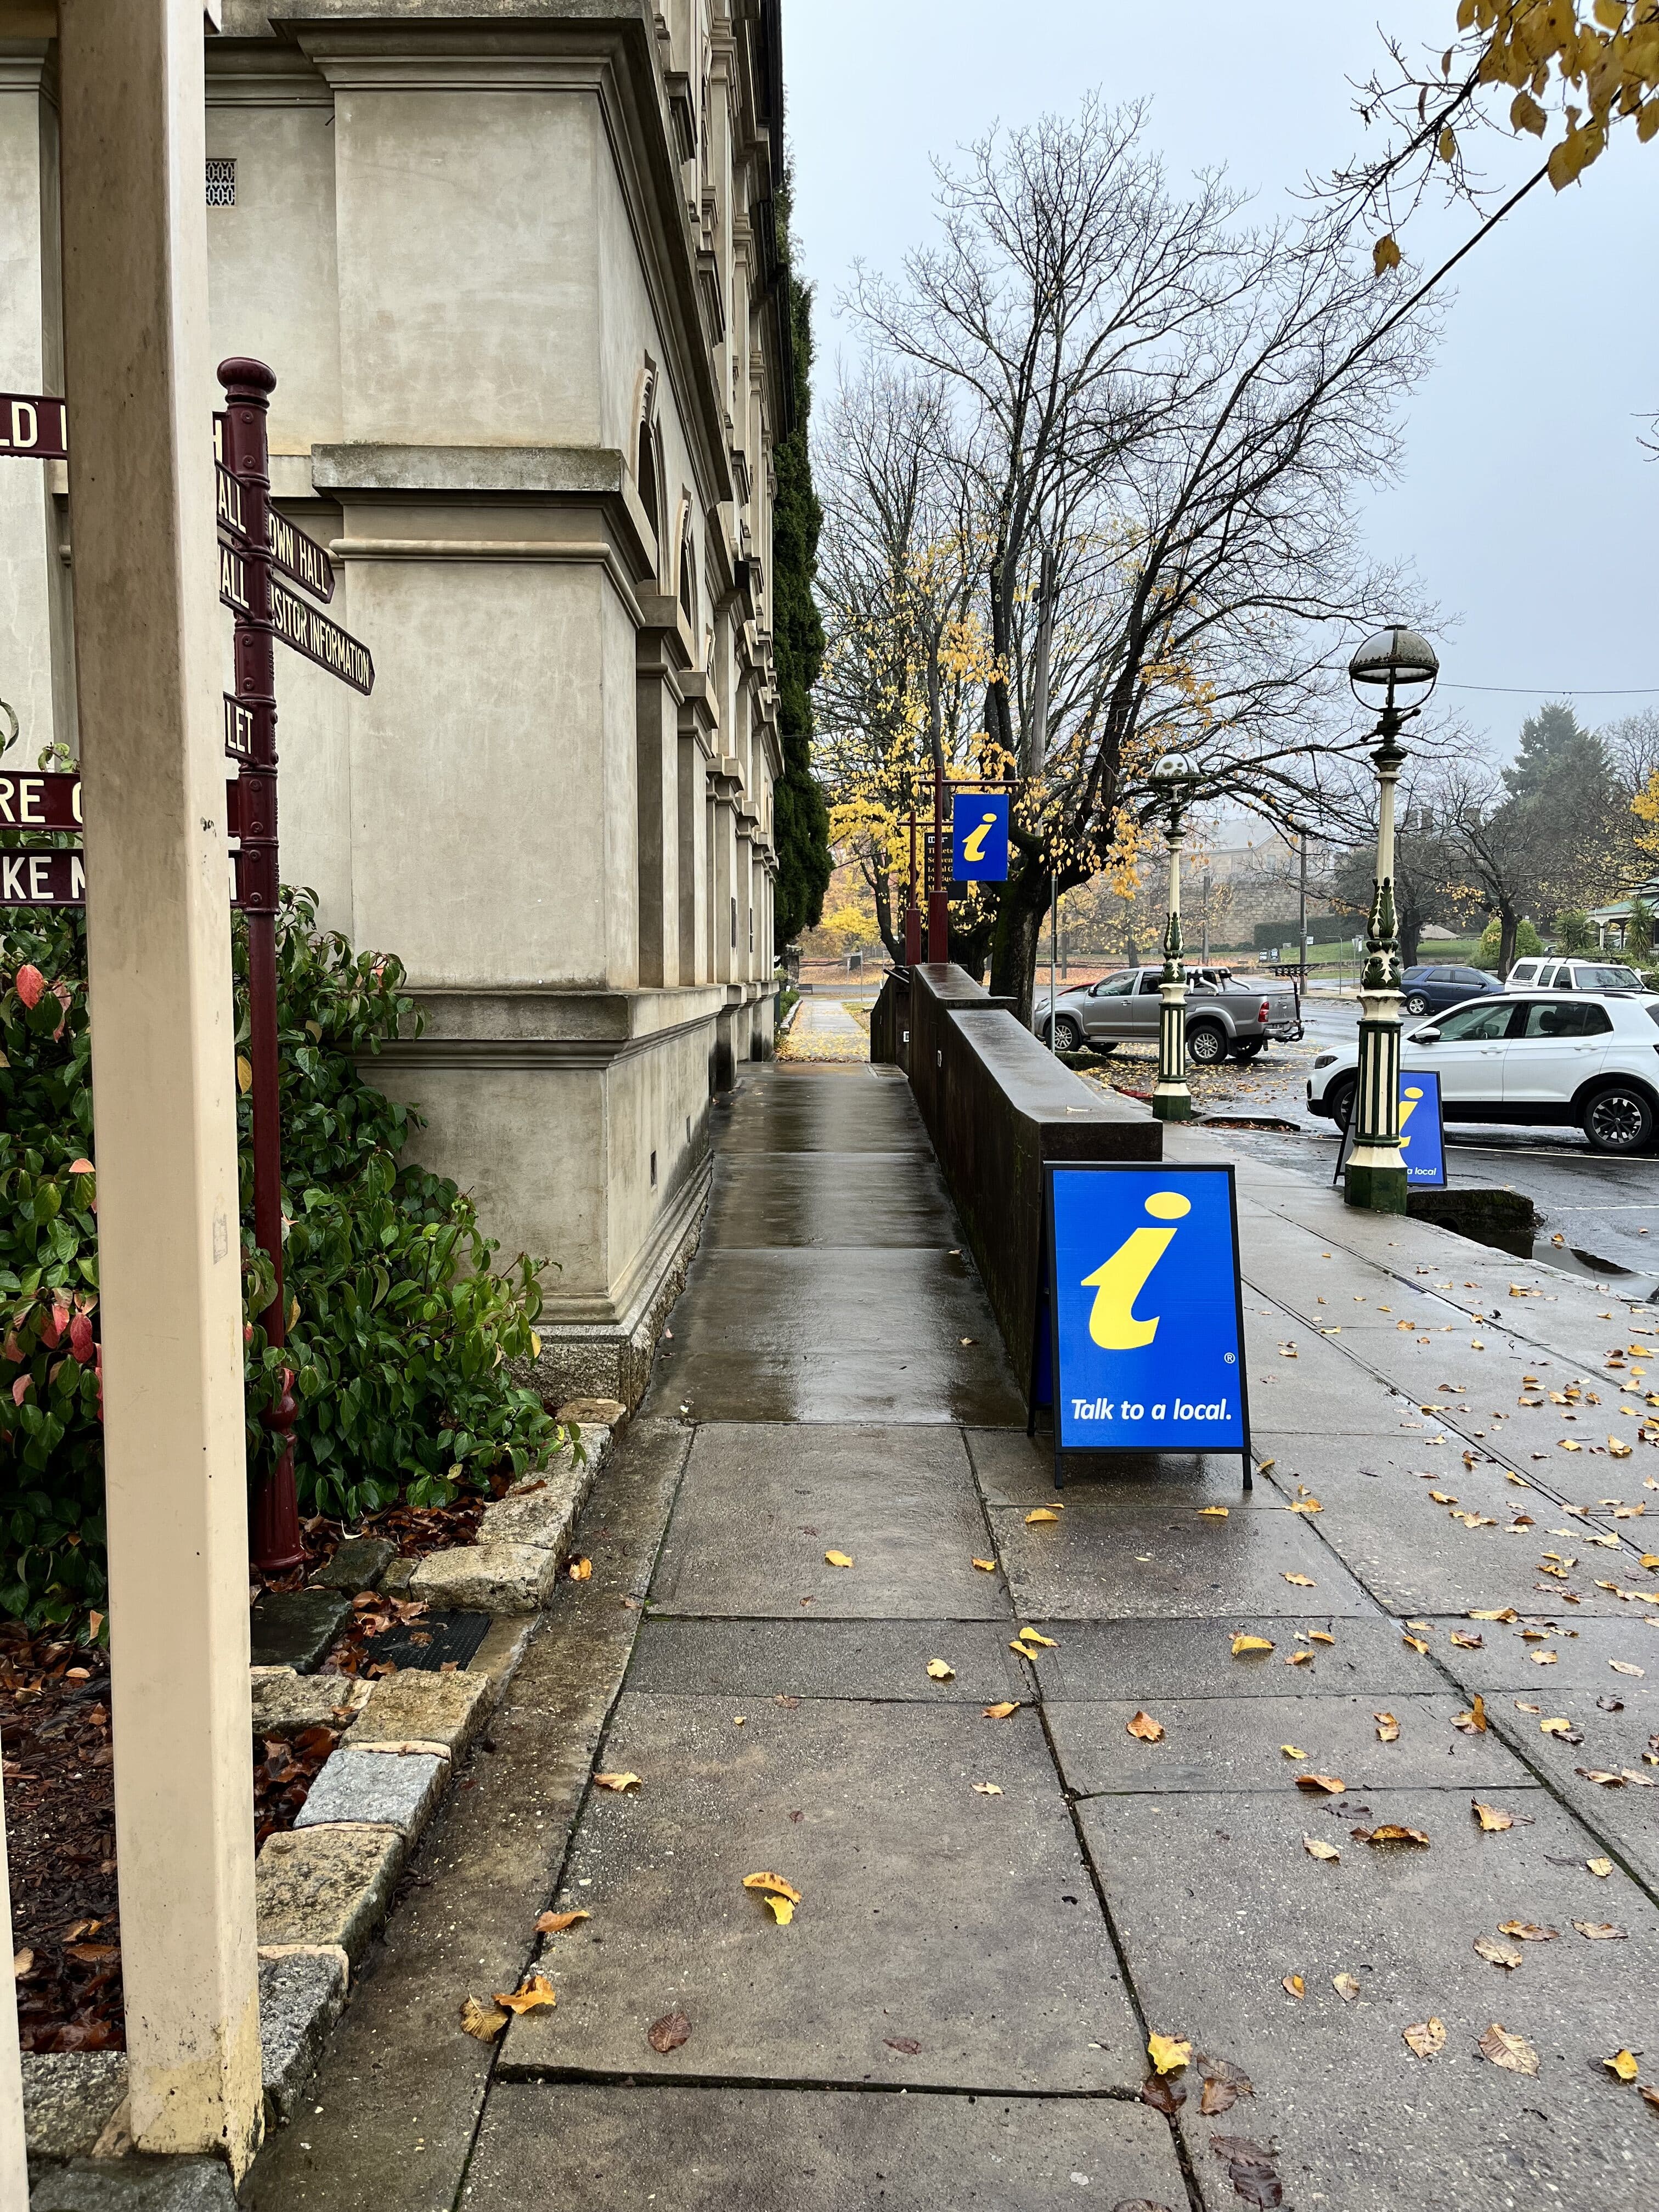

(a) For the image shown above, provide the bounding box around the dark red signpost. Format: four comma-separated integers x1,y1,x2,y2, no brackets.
0,363,374,1571
217,357,374,1570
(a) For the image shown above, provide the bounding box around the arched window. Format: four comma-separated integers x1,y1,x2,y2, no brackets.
678,522,696,625
636,416,659,543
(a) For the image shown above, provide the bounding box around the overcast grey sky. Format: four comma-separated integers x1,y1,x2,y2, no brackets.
786,0,1658,768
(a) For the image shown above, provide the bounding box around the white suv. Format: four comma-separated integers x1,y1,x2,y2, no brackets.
1504,957,1645,993
1307,991,1659,1153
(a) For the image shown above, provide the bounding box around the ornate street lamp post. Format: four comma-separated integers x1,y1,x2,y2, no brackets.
1344,624,1439,1212
1149,751,1200,1124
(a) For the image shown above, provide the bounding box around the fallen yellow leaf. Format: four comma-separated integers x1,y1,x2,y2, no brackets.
1610,1661,1645,1677
1402,1635,1430,1655
1198,1506,1229,1519
1403,2017,1446,2059
1284,1650,1313,1667
971,1558,997,1573
1147,2031,1191,2075
983,1701,1019,1719
926,1658,956,1681
1538,1718,1574,1737
1015,1626,1057,1649
1588,1858,1614,1878
1606,2049,1640,2084
493,1973,557,2015
1280,1744,1307,1760
1573,1922,1626,1940
1024,1509,1060,1525
1374,1712,1400,1743
1295,1773,1346,1795
1126,1710,1165,1743
972,1781,1002,1796
1472,1801,1513,1832
1365,1825,1430,1847
1282,1572,1315,1587
460,1994,509,2041
743,1870,802,1904
1472,1935,1523,1970
1231,1633,1274,1657
592,1772,641,1792
1282,1973,1305,1999
568,1556,592,1581
1308,1630,1335,1646
1332,1972,1360,2002
535,1910,590,1935
1452,1696,1488,1735
1286,1498,1323,1514
235,1054,253,1095
1498,1921,1558,1941
1303,1835,1341,1863
825,1550,854,1568
1469,1607,1517,1622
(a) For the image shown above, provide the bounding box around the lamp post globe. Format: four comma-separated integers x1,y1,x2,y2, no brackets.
1150,752,1201,1124
1343,625,1439,1214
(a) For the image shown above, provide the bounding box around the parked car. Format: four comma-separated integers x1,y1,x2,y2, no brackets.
1306,991,1659,1153
1502,956,1646,994
1037,966,1302,1064
1400,962,1503,1018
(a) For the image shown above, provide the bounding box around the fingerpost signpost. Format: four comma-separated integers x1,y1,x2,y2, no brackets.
0,360,376,1570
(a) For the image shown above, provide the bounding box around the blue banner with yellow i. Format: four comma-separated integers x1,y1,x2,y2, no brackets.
1045,1163,1250,1463
952,791,1009,881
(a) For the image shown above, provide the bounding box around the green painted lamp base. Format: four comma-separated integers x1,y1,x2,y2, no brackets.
1152,1091,1194,1122
1344,1160,1408,1213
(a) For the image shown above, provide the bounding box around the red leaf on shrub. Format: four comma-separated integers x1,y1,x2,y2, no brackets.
1,1333,20,1364
14,964,44,1010
67,1159,93,1175
69,1314,94,1363
38,1306,66,1350
12,1376,30,1406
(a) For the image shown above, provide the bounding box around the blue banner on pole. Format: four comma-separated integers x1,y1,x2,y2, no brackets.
1046,1164,1248,1457
1399,1067,1447,1188
952,791,1009,882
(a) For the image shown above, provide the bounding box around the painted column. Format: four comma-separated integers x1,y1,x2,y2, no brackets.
1345,718,1408,1212
1152,809,1193,1122
58,0,262,2175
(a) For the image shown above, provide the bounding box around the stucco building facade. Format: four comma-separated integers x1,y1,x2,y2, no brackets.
0,0,788,1401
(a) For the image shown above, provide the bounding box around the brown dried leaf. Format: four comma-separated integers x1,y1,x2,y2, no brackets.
1573,1921,1627,1940
926,1658,956,1681
1403,2017,1446,2058
1332,1972,1361,2002
1473,1934,1523,1970
885,2036,922,2056
1231,1633,1275,1657
970,1558,997,1573
568,1556,592,1581
1201,2076,1240,2114
1366,1824,1430,1847
1127,1710,1165,1743
1587,1858,1615,1878
647,2011,691,2053
1478,2022,1539,2074
1374,1712,1401,1743
1282,1973,1305,1999
1472,1801,1514,1832
593,1771,641,1792
460,1995,509,2041
1282,1572,1316,1587
536,1910,590,1935
1139,2071,1185,2116
493,1973,557,2016
1295,1773,1346,1795
1302,1835,1341,1863
982,1701,1020,1719
1498,1921,1559,1941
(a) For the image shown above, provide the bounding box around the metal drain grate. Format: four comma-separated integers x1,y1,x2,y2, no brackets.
360,1609,490,1673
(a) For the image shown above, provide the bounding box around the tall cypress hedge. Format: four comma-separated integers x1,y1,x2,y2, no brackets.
770,175,831,949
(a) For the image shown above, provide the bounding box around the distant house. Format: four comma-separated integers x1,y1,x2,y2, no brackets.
1588,870,1659,948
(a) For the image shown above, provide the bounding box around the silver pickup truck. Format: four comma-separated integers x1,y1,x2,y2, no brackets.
1036,966,1303,1065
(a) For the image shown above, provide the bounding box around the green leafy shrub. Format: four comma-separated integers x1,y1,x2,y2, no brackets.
1,890,559,1628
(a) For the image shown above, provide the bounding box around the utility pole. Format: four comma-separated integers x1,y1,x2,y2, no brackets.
1032,543,1060,1051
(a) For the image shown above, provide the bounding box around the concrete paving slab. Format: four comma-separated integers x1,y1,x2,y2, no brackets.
30,2162,236,2212
1477,1689,1659,1892
642,1249,1025,1424
500,1694,1141,2091
986,1499,1385,1621
247,1588,351,1672
1079,1786,1659,2212
254,1822,405,1963
249,1667,363,1740
21,2051,127,2160
352,1663,493,1755
466,2085,1189,2210
626,1618,1029,1703
1420,1612,1659,1691
967,1426,1270,1509
718,1073,929,1156
1024,1617,1436,1702
651,1424,1008,1619
1049,1692,1537,1798
704,1151,958,1249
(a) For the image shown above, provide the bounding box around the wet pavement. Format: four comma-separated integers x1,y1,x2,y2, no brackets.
250,1065,1659,2212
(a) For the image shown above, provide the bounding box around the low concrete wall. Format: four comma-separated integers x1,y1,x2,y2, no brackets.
893,964,1161,1402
